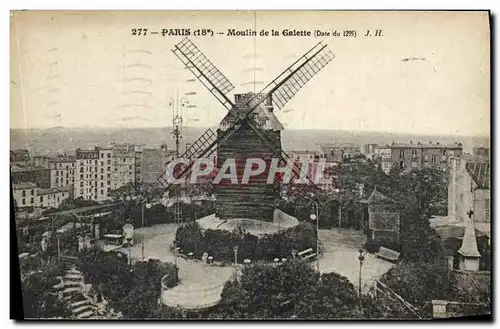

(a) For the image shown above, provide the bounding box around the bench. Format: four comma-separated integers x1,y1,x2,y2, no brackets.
376,246,400,262
297,248,317,261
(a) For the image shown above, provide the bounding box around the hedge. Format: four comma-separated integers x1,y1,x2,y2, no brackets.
174,221,317,263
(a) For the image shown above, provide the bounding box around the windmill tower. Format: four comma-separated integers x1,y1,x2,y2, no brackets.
159,38,335,222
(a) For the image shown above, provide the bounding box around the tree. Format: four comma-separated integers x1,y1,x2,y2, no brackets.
208,261,378,319
20,256,71,319
379,259,456,318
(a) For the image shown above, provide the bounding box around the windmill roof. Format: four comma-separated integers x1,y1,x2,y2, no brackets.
219,93,284,131
466,162,490,190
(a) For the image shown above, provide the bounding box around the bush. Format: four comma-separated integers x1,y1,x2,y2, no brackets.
173,222,317,263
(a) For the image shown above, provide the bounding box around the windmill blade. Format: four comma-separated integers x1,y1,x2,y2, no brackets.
158,128,218,188
245,42,335,112
172,38,235,111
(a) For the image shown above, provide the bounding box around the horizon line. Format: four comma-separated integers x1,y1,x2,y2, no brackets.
9,126,490,139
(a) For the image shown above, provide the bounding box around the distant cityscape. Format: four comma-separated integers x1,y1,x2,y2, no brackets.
11,130,490,217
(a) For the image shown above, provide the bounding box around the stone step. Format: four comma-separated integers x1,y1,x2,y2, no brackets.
72,304,93,315
62,287,80,294
64,274,83,280
76,310,95,319
70,299,90,308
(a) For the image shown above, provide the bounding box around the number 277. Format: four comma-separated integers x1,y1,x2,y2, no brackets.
131,29,147,36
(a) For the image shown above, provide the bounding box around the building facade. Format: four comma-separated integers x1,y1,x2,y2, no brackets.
35,186,72,209
74,147,113,202
317,143,361,162
12,182,37,209
448,157,490,226
111,144,136,190
373,145,392,174
141,146,177,186
390,141,463,172
13,182,70,210
48,156,76,191
11,166,51,188
10,150,31,167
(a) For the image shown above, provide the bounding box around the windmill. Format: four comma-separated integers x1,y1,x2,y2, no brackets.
158,38,335,222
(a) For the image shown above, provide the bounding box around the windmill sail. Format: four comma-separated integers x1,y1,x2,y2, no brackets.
244,42,335,114
172,38,235,110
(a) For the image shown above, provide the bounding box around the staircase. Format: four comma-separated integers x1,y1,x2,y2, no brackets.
52,266,99,319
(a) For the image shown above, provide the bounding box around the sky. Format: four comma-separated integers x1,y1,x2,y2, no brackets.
10,11,490,136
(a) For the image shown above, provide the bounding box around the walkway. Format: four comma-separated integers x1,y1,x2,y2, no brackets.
122,224,233,310
125,224,395,309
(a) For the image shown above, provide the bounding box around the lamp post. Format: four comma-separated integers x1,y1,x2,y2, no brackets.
232,245,239,281
310,200,320,273
141,201,152,261
127,237,133,267
358,249,365,297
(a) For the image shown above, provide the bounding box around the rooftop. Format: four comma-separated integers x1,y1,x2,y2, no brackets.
11,165,49,173
13,182,37,190
390,141,463,149
466,162,490,190
318,142,360,149
37,186,72,195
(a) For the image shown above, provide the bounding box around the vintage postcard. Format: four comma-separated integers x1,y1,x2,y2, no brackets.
10,10,491,320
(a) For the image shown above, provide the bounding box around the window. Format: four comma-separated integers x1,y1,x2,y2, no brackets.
101,168,104,173
22,190,26,197
100,189,104,195
107,153,111,158
31,189,34,195
412,149,417,156
107,173,111,178
55,178,59,184
22,198,25,205
107,166,111,171
80,189,83,195
431,155,436,163
40,196,43,202
80,182,84,187
56,171,59,176
442,150,446,156
107,180,111,185
101,175,104,180
399,150,404,158
101,182,104,187
30,198,34,204
129,165,132,170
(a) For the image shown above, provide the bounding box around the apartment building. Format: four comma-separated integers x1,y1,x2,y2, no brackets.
13,182,70,209
317,143,361,162
141,146,177,186
48,156,76,191
12,182,37,209
11,166,51,188
390,141,463,172
10,149,31,167
35,186,72,209
373,145,392,174
74,147,113,202
111,144,136,190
